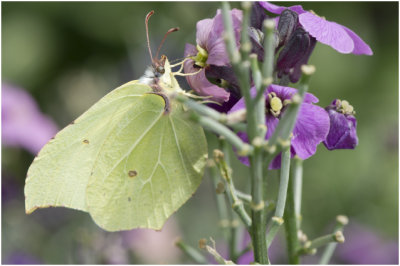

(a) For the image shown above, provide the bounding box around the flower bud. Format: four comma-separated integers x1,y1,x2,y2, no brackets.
277,9,299,48
251,2,269,29
276,28,310,78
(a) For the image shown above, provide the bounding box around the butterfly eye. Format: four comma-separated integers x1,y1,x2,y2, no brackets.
156,66,165,74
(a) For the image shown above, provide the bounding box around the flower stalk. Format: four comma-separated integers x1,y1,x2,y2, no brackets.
253,19,275,104
293,157,303,229
284,163,300,264
195,115,252,156
222,2,270,263
175,239,209,264
220,138,241,262
319,215,349,264
298,231,345,256
207,156,231,243
266,143,291,246
214,149,252,230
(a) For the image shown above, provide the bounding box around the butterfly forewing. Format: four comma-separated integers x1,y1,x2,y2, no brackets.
25,82,152,214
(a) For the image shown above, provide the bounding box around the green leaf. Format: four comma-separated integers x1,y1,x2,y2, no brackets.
25,79,208,231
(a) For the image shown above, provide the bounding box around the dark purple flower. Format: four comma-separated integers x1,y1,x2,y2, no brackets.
251,2,269,30
249,4,316,83
323,99,358,150
184,9,242,104
276,8,299,48
276,27,317,83
259,2,373,55
229,84,330,169
2,83,58,154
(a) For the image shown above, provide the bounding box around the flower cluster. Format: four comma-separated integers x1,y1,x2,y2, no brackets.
183,2,372,168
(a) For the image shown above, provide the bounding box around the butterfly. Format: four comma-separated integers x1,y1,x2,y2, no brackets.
24,11,208,232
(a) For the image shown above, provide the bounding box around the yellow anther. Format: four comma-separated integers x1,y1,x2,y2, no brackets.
337,99,355,115
270,97,283,112
341,100,350,109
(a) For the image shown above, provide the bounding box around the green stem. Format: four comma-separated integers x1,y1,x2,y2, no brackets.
293,157,303,229
254,19,275,108
175,239,208,264
197,116,252,156
221,2,251,104
209,164,231,242
266,144,291,247
175,95,245,133
205,242,235,265
250,148,269,264
222,2,269,264
298,231,345,256
266,216,284,248
249,54,266,139
262,19,276,86
319,215,349,264
284,166,300,264
235,190,252,204
275,144,291,218
214,149,252,230
220,139,240,262
176,95,227,122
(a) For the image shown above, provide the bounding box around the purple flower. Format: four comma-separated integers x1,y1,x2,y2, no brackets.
259,1,373,55
229,84,330,169
184,9,242,104
323,99,358,150
335,222,399,264
2,83,58,155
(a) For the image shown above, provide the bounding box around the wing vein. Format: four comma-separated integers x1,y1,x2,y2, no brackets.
100,109,163,183
169,116,192,186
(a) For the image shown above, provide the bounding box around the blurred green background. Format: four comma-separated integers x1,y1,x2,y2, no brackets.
2,2,398,264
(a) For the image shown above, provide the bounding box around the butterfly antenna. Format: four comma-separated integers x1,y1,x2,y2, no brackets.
155,27,179,60
145,10,155,63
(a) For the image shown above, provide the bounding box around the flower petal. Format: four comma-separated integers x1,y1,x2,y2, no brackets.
259,2,306,15
196,18,213,49
323,109,358,150
299,12,354,54
184,45,230,103
268,84,319,104
184,43,197,57
291,103,330,159
207,9,242,66
341,25,373,55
